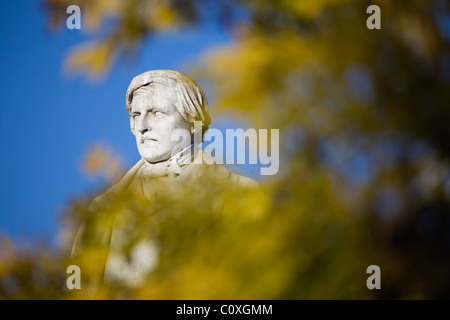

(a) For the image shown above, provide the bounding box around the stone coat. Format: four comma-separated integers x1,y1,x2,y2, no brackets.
70,148,257,288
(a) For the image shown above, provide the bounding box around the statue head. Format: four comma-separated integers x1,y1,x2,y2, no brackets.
125,70,211,163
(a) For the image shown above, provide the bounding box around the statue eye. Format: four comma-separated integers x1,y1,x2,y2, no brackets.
154,110,164,117
132,113,140,118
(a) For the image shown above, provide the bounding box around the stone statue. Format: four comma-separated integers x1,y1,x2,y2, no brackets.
122,69,257,194
71,70,257,290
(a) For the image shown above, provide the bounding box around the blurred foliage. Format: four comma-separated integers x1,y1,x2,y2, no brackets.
1,0,450,299
82,143,124,181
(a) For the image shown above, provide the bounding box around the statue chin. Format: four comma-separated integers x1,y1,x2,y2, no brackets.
139,148,168,164
141,154,169,164
138,147,161,162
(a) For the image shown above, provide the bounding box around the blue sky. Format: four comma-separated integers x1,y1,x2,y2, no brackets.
0,2,263,243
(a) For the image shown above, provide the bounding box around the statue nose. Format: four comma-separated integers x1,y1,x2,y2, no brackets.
136,114,150,134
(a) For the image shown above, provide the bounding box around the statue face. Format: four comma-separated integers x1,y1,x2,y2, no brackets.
130,84,191,163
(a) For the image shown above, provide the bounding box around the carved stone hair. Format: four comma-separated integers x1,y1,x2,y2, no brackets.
126,69,211,135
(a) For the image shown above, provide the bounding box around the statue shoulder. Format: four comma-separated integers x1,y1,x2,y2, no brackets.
197,149,259,188
88,159,145,212
229,172,259,189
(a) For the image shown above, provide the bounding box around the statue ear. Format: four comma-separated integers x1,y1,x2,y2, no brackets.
130,117,136,135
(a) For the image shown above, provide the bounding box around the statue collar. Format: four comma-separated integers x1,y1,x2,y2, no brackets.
138,144,199,179
165,144,199,178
